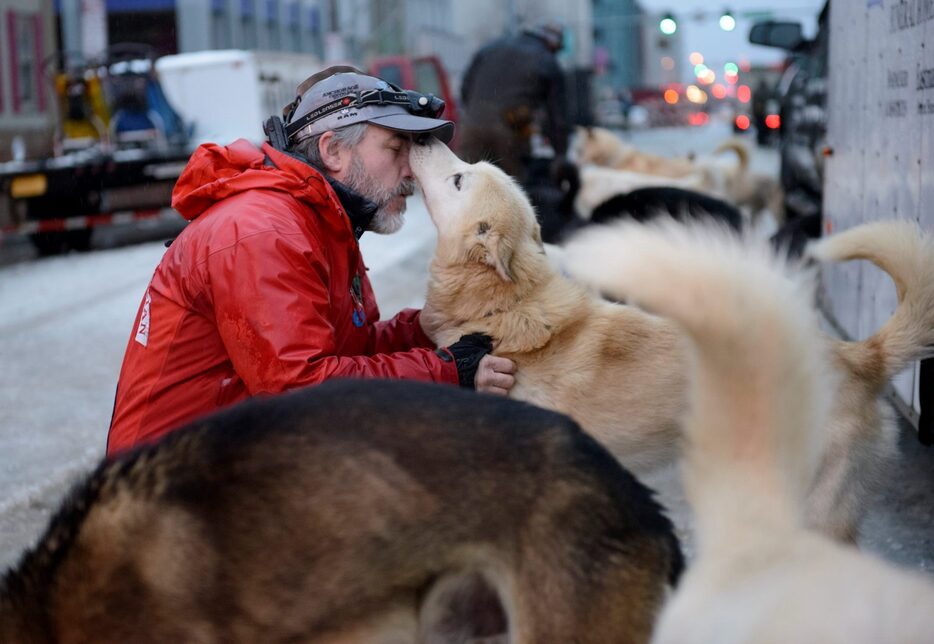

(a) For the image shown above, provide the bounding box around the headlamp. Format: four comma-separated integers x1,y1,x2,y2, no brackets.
404,90,446,120
264,68,452,152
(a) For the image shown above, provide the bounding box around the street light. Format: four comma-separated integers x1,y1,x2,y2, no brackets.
659,13,677,35
719,11,736,31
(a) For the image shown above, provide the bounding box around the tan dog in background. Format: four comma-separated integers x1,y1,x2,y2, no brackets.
571,125,698,178
411,136,934,542
564,220,934,643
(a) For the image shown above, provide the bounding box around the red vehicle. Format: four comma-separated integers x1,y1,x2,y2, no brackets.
369,55,460,150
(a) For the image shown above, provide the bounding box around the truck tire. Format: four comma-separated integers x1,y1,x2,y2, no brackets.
29,228,93,256
67,228,93,252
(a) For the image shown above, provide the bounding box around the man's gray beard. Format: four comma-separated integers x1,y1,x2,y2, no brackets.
344,153,415,235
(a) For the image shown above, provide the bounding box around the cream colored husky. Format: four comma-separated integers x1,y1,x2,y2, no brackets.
563,219,934,643
410,137,934,542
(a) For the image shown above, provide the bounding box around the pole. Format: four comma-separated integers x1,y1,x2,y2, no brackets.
59,0,82,56
80,0,108,60
507,0,520,34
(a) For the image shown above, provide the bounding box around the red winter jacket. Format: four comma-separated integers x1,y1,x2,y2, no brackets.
107,139,458,455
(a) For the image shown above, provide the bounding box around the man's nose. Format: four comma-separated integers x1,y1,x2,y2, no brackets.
400,152,414,180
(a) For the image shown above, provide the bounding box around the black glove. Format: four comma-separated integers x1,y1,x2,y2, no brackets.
438,333,493,389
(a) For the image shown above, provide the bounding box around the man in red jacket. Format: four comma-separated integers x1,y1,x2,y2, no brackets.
107,67,516,455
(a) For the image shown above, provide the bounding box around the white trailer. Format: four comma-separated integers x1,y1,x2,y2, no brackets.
155,49,323,146
821,1,933,427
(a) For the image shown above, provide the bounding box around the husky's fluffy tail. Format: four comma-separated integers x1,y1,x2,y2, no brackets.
808,220,934,379
564,220,834,544
713,140,749,175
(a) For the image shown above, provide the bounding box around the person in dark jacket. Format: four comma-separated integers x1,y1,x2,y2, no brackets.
107,67,516,455
459,23,570,180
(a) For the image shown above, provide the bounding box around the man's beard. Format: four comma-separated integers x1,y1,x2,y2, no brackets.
344,154,416,234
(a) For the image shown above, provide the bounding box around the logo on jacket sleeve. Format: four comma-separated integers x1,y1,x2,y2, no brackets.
350,274,366,328
134,290,152,347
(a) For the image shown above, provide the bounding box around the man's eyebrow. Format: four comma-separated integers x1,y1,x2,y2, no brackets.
386,134,411,147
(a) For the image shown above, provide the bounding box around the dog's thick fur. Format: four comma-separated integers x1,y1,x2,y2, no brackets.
414,139,689,475
0,379,682,643
412,138,934,542
564,220,934,643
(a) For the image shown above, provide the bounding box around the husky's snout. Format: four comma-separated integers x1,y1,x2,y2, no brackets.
409,137,469,225
409,137,461,178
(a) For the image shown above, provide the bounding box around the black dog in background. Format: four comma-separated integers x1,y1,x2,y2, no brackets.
589,186,744,231
523,158,581,243
523,159,744,243
769,212,822,258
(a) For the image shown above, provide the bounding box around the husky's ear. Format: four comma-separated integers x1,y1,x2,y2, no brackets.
487,235,516,282
531,222,544,249
470,221,515,282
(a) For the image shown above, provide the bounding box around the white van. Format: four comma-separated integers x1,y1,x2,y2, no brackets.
156,49,323,146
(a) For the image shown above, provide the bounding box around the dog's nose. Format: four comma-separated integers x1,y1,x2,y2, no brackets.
409,141,431,167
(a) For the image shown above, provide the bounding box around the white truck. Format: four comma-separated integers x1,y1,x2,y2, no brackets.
753,0,933,439
155,49,322,146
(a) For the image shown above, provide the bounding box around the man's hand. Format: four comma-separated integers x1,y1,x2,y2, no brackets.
475,354,517,396
444,333,517,394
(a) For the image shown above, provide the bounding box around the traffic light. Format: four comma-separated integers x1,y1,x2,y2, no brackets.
659,13,677,35
719,10,736,31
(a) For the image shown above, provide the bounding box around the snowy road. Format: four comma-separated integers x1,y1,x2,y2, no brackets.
2,123,932,576
0,197,437,570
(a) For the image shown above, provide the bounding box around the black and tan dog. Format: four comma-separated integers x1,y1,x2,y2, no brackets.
0,379,682,643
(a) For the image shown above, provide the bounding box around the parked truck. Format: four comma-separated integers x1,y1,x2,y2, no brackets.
751,1,933,439
0,46,324,255
0,44,194,255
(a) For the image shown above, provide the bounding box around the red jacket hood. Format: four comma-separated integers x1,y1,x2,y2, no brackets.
172,139,334,222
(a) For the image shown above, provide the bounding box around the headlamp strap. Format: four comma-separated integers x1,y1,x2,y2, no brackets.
285,89,412,141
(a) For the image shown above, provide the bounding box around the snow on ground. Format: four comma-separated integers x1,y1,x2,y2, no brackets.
0,196,436,570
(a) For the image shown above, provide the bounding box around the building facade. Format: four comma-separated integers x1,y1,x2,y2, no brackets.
176,0,327,58
591,0,642,92
0,0,56,161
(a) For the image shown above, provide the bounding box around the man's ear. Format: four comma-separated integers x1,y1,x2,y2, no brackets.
317,131,345,174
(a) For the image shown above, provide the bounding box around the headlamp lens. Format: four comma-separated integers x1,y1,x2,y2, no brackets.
405,90,445,119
